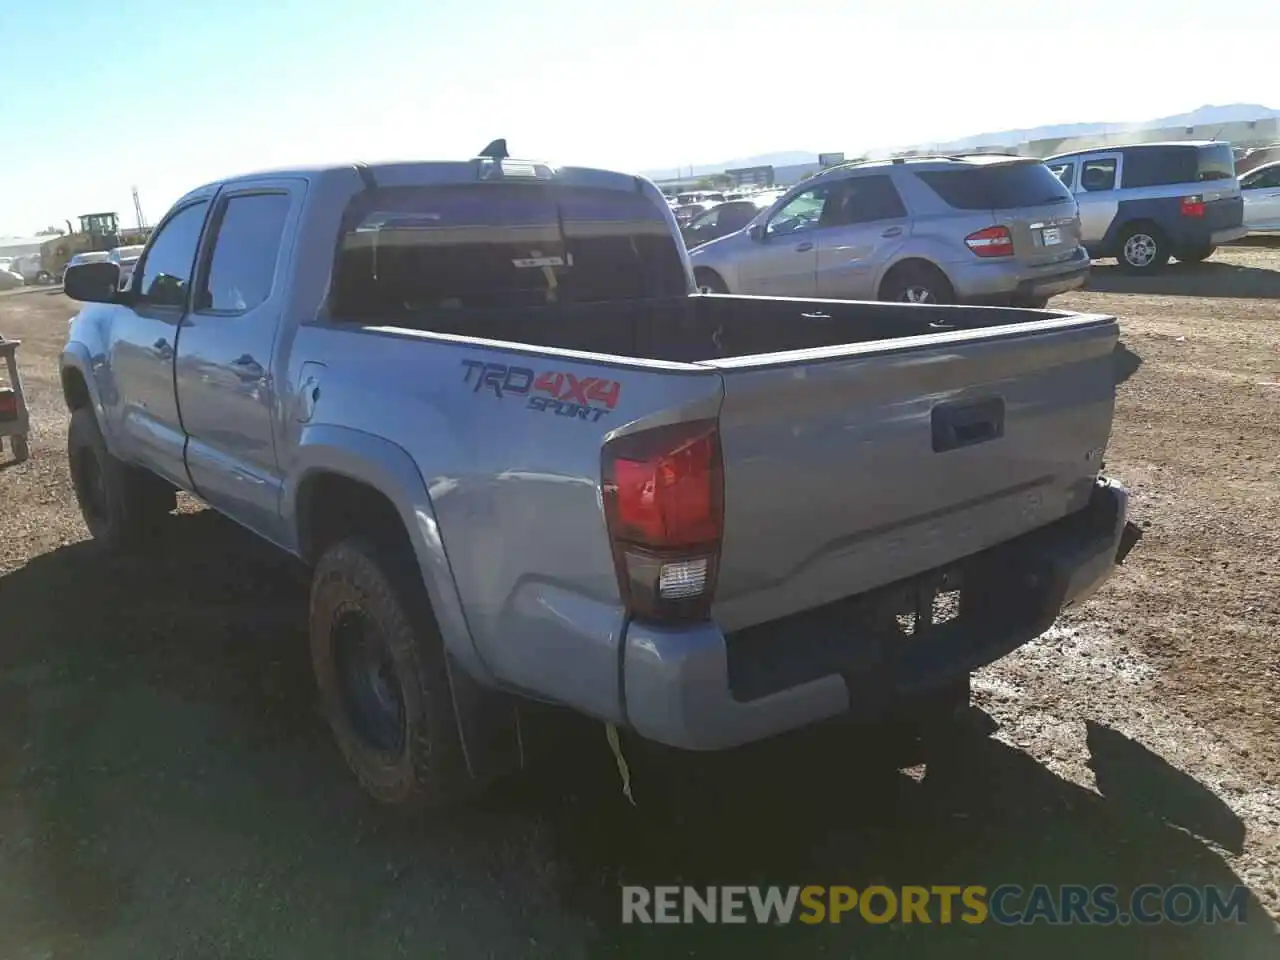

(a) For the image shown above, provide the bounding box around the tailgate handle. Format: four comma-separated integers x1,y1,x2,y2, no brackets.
932,397,1005,452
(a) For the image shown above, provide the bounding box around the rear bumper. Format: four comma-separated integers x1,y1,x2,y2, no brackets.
622,477,1136,750
952,248,1090,304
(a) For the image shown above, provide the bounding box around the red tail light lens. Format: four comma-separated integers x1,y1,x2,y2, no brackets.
0,388,17,421
964,225,1014,258
602,420,723,622
1180,195,1206,217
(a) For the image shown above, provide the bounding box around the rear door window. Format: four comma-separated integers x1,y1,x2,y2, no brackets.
915,162,1074,210
331,183,687,318
198,193,291,312
1079,158,1118,192
830,175,907,224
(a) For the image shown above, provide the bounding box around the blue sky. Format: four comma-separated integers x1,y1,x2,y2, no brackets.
2,0,1277,235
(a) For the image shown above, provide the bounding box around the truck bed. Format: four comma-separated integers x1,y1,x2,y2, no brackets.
383,293,1097,364
322,295,1117,707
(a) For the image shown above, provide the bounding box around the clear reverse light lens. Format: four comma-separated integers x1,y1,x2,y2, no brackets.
659,557,709,599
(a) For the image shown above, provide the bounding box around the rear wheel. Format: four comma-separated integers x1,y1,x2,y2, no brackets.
310,537,469,809
67,408,175,549
11,434,29,463
694,269,728,294
880,262,955,304
1176,245,1216,263
1117,223,1169,273
35,271,52,284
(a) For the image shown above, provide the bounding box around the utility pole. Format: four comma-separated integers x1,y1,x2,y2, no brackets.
132,186,147,229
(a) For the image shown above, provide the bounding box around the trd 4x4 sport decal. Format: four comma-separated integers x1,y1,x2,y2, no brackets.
461,359,622,423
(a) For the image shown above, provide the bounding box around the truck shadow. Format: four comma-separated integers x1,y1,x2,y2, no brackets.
1086,260,1280,299
0,510,1274,958
1113,342,1143,386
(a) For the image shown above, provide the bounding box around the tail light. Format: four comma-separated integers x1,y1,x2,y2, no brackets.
1180,195,1206,217
601,419,723,623
964,225,1014,258
0,388,16,421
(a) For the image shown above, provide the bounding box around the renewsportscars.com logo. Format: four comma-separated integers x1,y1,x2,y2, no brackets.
622,884,1250,926
461,359,622,423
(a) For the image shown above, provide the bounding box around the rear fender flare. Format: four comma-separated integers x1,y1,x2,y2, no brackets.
283,423,492,685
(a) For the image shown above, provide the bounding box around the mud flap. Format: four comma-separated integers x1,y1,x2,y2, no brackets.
444,650,524,785
1116,520,1142,565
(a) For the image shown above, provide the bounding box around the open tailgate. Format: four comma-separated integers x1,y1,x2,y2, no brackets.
704,312,1119,632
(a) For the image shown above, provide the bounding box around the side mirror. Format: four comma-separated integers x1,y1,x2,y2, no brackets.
748,223,765,242
63,261,123,303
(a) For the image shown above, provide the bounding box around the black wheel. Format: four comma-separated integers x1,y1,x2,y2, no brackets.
67,408,176,548
11,434,29,463
694,269,728,294
880,262,955,304
1013,295,1050,309
309,538,469,808
1117,223,1170,273
1176,245,1216,263
36,271,52,284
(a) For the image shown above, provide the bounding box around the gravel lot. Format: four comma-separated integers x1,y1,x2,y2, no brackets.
1,248,1278,958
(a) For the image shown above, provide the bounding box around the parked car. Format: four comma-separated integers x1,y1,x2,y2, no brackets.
59,150,1137,809
10,253,47,284
59,250,110,283
1045,141,1246,271
1239,160,1280,234
0,261,24,290
681,197,775,248
673,201,713,225
108,244,146,287
689,155,1089,307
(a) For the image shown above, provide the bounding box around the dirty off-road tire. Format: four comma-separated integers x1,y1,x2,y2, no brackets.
67,408,176,549
309,538,469,809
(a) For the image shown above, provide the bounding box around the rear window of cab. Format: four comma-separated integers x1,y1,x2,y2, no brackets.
330,183,688,319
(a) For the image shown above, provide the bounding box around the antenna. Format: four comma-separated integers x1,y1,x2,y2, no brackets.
479,138,509,160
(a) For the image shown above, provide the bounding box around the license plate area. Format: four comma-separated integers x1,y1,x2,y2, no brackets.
1039,226,1062,246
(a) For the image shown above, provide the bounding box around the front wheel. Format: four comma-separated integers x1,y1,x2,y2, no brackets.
310,538,469,809
694,269,728,294
10,434,29,463
67,408,175,548
1117,224,1170,273
35,271,52,284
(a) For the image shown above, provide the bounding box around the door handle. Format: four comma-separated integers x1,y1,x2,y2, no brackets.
795,241,814,252
881,226,904,238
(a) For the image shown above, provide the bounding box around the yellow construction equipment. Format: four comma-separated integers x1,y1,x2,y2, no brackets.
37,213,152,283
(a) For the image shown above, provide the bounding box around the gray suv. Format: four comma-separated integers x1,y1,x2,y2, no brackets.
688,156,1089,307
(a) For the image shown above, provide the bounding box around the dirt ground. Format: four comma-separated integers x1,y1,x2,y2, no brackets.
1,247,1277,958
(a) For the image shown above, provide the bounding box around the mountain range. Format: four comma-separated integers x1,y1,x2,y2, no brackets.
642,103,1279,180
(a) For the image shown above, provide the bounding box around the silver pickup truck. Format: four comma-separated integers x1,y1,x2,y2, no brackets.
59,146,1140,808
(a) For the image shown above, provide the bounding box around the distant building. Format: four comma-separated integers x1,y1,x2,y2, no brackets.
0,236,51,258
